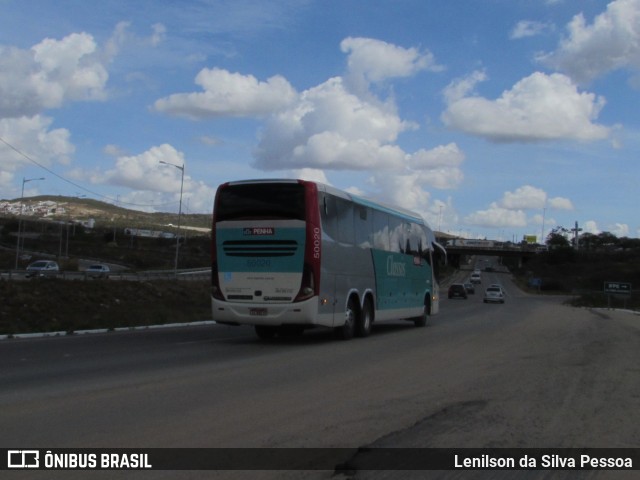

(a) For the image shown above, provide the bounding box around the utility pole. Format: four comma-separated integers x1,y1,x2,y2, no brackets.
540,207,546,245
570,221,582,250
159,160,185,275
14,177,45,269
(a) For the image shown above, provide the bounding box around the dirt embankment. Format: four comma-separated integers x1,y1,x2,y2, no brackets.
0,279,212,335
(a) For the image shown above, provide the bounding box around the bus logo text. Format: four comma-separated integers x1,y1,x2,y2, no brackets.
312,227,321,259
244,227,274,236
386,256,406,277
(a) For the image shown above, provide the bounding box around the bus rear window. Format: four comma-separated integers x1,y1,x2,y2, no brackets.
216,183,306,221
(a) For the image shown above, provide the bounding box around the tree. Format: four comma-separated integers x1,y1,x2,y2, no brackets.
594,232,618,250
619,237,640,251
546,227,570,249
579,232,598,251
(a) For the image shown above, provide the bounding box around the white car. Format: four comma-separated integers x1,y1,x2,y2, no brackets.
483,286,505,304
85,264,110,278
470,272,482,284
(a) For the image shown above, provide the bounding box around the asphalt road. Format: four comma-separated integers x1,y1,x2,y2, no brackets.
2,266,639,479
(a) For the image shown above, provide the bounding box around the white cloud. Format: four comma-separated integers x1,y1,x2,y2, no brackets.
288,168,330,185
153,36,458,219
150,23,167,47
465,185,573,229
609,223,630,237
408,143,466,191
548,196,574,210
367,173,432,216
441,71,611,142
85,144,215,213
584,220,600,234
510,20,554,39
442,70,487,104
498,185,573,211
94,144,187,192
0,115,75,171
253,76,413,171
465,204,528,228
538,0,640,83
583,221,632,238
500,185,547,210
410,143,464,169
153,68,298,119
364,172,461,227
103,144,128,157
340,37,442,93
0,32,109,118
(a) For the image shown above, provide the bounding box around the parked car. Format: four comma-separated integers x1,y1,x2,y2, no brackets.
25,260,59,278
483,286,505,304
85,264,110,278
463,282,475,294
448,283,468,299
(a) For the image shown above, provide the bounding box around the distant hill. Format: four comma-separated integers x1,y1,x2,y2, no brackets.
1,195,212,232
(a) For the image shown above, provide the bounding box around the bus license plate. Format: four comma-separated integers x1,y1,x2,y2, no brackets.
249,308,268,316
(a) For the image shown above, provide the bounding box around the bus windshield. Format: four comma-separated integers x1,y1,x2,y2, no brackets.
216,183,306,221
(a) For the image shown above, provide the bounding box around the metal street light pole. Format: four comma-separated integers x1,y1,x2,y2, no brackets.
15,177,45,270
540,207,547,245
159,161,184,275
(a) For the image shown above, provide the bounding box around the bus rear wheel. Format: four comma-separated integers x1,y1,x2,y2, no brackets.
336,298,357,340
356,298,373,337
413,302,429,327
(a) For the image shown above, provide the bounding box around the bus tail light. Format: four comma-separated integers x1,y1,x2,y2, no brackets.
294,263,315,302
211,261,225,300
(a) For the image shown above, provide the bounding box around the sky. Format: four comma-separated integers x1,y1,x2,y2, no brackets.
0,0,638,241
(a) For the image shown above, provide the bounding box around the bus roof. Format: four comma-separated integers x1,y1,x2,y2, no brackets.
223,179,427,224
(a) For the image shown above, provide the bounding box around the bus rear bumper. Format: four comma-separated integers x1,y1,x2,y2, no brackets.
211,296,330,327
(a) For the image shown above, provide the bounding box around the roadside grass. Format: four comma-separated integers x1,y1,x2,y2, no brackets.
566,292,638,310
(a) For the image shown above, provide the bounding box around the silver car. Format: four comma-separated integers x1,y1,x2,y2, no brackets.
483,286,505,304
85,264,110,279
25,260,59,278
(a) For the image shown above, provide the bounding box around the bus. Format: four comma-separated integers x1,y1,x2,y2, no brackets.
211,179,444,339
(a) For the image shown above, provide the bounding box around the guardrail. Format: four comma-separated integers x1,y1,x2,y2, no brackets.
0,268,212,282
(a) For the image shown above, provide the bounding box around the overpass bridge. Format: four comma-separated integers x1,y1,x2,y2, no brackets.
444,244,542,268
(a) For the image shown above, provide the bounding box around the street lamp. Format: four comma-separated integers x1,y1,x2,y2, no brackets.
159,161,184,275
540,207,547,245
15,177,45,269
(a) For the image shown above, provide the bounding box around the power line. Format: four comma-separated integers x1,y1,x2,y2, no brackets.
0,135,180,209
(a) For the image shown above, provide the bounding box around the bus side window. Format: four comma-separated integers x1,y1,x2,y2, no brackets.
388,216,404,253
335,197,355,245
372,210,390,251
354,205,372,248
321,194,338,241
405,222,422,257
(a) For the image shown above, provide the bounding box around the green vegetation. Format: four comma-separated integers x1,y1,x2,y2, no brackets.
0,197,214,336
508,230,640,311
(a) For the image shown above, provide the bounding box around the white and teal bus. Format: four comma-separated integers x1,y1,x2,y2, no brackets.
211,179,444,339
